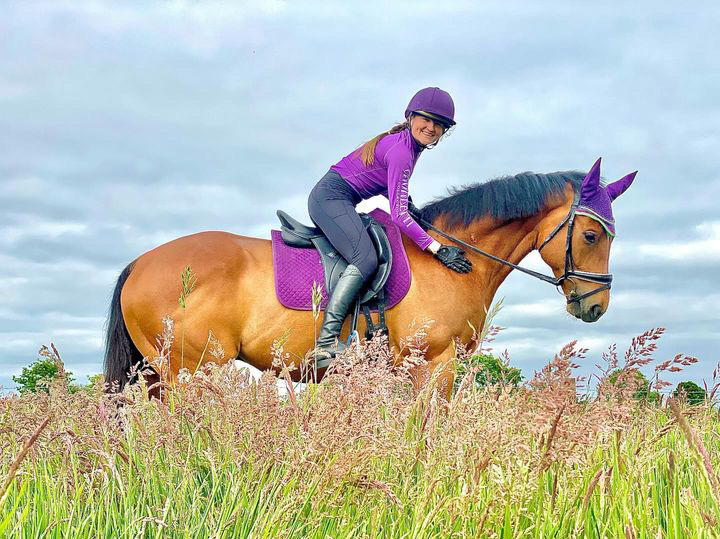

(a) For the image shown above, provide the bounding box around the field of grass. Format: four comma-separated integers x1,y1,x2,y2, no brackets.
1,330,719,538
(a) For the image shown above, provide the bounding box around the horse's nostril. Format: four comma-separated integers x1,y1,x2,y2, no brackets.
590,304,603,320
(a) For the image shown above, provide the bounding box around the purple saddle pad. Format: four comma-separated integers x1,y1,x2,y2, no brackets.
271,208,412,311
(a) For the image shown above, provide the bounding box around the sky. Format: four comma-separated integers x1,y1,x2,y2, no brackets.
1,0,719,394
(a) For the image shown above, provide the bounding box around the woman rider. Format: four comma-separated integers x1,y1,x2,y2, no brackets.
309,87,473,361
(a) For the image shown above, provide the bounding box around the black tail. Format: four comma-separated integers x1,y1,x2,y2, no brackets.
104,262,143,392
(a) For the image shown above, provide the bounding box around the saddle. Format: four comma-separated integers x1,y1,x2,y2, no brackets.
276,210,392,339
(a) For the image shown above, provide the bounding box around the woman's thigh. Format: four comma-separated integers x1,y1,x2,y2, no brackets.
308,193,377,280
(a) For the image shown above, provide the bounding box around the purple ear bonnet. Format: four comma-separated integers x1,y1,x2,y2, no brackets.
576,157,637,236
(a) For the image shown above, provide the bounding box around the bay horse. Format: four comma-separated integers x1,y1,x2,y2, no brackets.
105,163,635,400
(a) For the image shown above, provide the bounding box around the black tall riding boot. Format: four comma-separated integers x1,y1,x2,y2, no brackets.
315,264,365,367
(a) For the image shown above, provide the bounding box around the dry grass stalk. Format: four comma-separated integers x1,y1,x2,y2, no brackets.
583,467,604,510
636,420,676,456
449,368,477,414
420,495,452,531
686,488,718,528
551,473,558,510
477,500,493,532
0,416,51,505
540,403,566,472
474,451,492,484
2,322,716,536
668,399,720,504
351,477,400,506
604,465,614,497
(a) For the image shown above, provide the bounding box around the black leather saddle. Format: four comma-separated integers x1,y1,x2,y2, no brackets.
276,210,393,306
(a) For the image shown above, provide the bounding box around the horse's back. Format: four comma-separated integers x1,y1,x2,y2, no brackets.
129,230,268,277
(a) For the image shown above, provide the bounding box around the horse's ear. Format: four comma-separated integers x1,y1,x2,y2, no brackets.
607,171,637,201
581,157,602,200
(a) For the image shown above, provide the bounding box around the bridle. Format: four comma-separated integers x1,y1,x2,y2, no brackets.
418,192,612,304
416,192,613,305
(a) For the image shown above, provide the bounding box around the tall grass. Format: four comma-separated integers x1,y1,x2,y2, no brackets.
1,326,719,538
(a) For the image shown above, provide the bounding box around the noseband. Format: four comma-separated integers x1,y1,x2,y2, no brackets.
417,192,613,305
536,192,613,304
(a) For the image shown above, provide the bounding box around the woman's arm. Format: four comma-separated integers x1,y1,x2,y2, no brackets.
386,151,471,272
385,148,435,250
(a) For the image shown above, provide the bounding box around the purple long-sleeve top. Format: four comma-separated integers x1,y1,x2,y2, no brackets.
330,129,434,250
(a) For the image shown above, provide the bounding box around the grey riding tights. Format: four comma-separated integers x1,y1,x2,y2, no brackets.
308,170,378,282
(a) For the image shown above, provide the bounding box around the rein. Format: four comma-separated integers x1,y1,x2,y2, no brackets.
416,192,613,304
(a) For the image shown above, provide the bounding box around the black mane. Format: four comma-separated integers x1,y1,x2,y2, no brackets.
420,170,584,228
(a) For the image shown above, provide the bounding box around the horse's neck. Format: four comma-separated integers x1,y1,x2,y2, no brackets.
428,204,559,333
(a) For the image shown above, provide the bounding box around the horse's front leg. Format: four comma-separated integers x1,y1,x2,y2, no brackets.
409,345,456,402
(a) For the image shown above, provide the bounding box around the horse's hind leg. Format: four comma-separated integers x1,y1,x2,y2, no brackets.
142,368,162,400
123,328,166,399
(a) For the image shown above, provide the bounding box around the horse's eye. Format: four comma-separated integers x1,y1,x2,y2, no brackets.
583,232,597,244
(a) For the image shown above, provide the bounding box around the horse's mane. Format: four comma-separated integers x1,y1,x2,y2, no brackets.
419,170,585,228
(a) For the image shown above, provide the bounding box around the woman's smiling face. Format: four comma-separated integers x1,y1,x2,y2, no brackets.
409,114,445,146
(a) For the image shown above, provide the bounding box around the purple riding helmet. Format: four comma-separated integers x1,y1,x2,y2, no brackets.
405,87,456,128
577,157,637,236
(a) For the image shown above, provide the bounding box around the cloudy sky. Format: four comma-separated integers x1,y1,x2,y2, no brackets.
1,1,718,393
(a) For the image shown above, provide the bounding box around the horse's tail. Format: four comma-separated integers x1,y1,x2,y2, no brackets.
104,262,143,392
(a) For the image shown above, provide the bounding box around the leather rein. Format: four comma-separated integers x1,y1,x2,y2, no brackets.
416,192,613,304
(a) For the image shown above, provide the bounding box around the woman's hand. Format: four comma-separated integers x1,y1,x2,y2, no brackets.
433,245,472,273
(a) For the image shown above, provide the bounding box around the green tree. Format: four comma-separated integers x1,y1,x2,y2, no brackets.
12,344,76,394
673,381,706,405
13,358,75,394
455,353,523,393
87,373,104,387
607,369,661,404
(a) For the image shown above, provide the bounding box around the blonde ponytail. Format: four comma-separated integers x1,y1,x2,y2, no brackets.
359,121,410,166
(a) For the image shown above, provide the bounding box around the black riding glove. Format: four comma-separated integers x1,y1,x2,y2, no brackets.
434,245,472,274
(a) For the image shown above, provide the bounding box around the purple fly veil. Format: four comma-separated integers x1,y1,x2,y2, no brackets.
576,158,637,236
607,171,638,201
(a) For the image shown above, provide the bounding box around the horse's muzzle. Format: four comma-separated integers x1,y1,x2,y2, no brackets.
567,300,605,322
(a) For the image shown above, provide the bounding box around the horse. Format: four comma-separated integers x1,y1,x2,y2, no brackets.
104,160,635,400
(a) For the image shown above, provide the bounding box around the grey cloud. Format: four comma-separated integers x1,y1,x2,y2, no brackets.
1,1,718,391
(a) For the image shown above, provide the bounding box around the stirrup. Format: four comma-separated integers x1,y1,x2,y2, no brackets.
314,331,359,369
314,341,346,369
